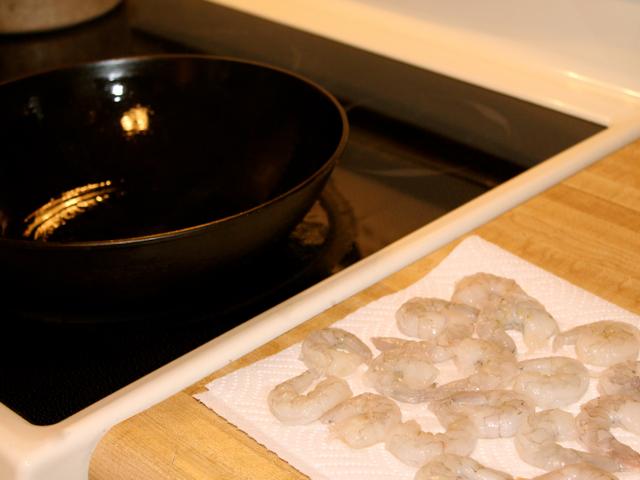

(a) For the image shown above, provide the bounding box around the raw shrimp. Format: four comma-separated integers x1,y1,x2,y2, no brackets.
365,341,440,403
576,394,640,471
320,392,401,449
598,360,640,399
552,321,640,367
475,293,559,353
299,328,373,376
513,356,590,409
267,370,353,425
428,390,534,439
384,418,477,468
395,297,477,343
514,408,620,472
372,336,457,364
450,272,526,310
529,464,620,480
421,338,519,400
414,454,514,480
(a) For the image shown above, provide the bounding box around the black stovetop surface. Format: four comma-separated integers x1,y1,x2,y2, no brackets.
0,0,604,426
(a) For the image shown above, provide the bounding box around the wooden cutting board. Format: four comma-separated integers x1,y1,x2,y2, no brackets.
89,138,640,479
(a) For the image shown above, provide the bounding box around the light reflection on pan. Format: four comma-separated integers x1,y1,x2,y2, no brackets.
120,105,152,136
23,180,124,241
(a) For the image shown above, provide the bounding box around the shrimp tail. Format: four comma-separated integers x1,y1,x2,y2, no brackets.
370,337,407,351
552,333,568,352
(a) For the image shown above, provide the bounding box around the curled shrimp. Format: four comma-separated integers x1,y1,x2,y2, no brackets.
395,297,477,342
364,341,440,403
576,394,640,471
320,392,401,449
513,356,590,409
384,418,477,468
552,321,640,367
514,408,620,472
529,464,620,480
475,293,559,353
414,454,514,480
299,328,373,376
450,272,526,310
267,370,353,425
598,361,640,400
429,390,535,439
421,338,519,400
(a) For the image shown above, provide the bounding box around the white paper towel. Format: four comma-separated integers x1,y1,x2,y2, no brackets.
195,235,640,479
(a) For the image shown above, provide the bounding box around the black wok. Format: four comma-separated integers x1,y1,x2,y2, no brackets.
0,55,348,323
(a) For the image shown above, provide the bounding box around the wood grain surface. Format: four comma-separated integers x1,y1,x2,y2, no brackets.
89,139,640,479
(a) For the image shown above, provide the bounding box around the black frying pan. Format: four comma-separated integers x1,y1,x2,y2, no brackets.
0,55,348,323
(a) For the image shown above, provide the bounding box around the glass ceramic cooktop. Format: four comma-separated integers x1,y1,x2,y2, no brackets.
0,0,604,425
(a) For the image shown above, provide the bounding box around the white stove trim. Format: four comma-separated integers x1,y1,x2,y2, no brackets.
2,1,640,478
202,0,640,126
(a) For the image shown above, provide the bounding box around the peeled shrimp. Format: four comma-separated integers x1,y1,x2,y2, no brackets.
372,336,457,364
267,370,353,425
421,338,519,400
414,454,514,480
514,408,620,472
429,390,534,439
475,293,559,353
384,418,477,468
529,464,620,480
395,297,477,343
299,328,373,376
320,392,401,449
513,356,590,409
450,272,526,310
552,321,640,367
576,394,640,471
365,341,440,403
598,360,640,400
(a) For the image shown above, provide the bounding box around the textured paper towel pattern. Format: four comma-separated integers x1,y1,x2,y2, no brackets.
195,236,640,479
